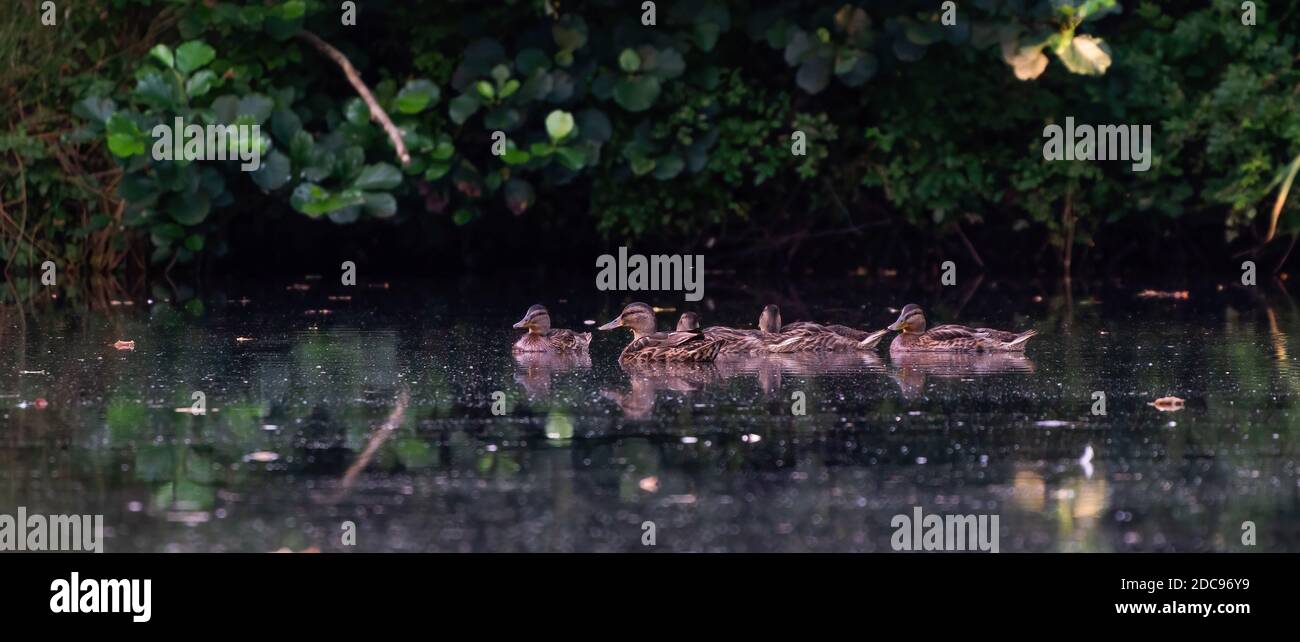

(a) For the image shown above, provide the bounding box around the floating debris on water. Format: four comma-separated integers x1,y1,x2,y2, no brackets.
1149,396,1186,411
1136,289,1189,300
112,340,135,351
1035,420,1072,427
243,451,280,463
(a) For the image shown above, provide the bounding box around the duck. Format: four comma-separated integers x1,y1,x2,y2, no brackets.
676,309,781,355
762,304,888,353
512,304,592,353
675,312,702,331
599,302,722,362
886,303,1037,353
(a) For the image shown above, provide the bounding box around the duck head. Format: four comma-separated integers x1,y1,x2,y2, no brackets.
758,304,782,333
598,302,658,339
513,304,552,334
676,312,701,332
888,304,926,333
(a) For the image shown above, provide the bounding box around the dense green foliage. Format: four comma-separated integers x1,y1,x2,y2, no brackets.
3,0,1298,279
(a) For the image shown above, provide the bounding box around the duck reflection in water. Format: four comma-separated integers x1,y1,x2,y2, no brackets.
512,350,592,398
601,362,720,419
713,352,886,395
603,351,888,416
890,351,1036,399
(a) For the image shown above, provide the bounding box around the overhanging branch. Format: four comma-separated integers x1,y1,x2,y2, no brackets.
296,30,411,166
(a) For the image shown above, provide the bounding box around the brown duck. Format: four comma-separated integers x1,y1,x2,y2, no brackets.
600,302,721,362
886,304,1036,353
676,309,780,355
512,304,592,353
762,304,888,353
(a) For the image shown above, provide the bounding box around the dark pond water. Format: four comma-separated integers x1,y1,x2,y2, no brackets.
2,276,1297,552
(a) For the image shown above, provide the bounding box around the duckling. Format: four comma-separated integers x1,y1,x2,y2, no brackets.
886,303,1037,353
762,304,888,353
512,304,592,353
599,302,721,362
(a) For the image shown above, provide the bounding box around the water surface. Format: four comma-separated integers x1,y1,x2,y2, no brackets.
2,277,1296,552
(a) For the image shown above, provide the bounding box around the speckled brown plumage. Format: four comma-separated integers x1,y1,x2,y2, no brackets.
512,304,592,353
887,304,1037,353
602,303,721,362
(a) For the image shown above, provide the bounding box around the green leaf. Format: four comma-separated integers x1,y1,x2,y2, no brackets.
629,155,656,176
650,48,685,80
501,148,531,165
653,153,685,180
395,79,440,114
290,183,365,217
424,162,452,180
476,80,495,100
237,94,274,124
552,15,588,52
490,64,511,84
613,76,661,112
74,96,116,124
151,223,185,244
362,192,398,218
449,94,480,124
451,208,476,225
499,79,520,99
576,109,612,144
483,107,522,131
184,234,205,252
796,58,831,94
545,110,576,141
119,173,159,202
270,109,302,143
277,0,306,19
167,191,211,225
342,98,369,126
554,146,586,171
106,114,146,158
176,41,216,74
904,21,943,46
134,73,180,108
264,0,305,40
837,51,877,86
250,151,291,191
516,48,551,75
618,49,642,72
431,140,455,161
149,44,174,69
185,70,218,97
353,163,402,191
694,22,722,51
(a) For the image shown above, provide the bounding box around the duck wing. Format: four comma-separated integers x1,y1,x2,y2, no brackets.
703,326,771,354
919,325,1036,351
547,329,593,350
622,330,721,362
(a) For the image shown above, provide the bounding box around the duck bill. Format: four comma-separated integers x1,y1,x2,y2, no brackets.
512,317,529,329
887,320,905,332
597,317,623,331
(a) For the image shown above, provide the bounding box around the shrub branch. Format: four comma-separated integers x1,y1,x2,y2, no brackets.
296,30,411,166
